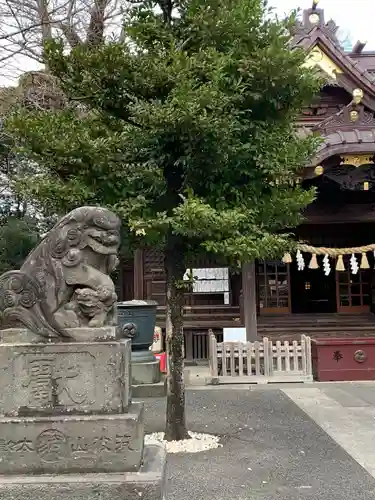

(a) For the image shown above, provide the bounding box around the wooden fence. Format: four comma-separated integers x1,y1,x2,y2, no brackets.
209,334,313,384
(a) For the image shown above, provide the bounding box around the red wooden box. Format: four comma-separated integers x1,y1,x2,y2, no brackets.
312,337,375,382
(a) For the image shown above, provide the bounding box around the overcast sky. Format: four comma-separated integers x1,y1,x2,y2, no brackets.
1,0,374,86
275,0,375,48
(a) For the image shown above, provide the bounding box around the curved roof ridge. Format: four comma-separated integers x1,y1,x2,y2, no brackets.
292,5,375,110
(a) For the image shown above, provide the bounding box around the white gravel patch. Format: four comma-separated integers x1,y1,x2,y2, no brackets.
145,431,222,454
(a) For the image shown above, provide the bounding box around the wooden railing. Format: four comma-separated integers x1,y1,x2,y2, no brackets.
209,334,313,384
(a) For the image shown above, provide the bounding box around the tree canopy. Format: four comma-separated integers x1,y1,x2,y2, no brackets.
7,0,321,262
5,0,322,440
0,217,39,274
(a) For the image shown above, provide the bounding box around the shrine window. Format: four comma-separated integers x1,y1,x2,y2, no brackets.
257,261,290,314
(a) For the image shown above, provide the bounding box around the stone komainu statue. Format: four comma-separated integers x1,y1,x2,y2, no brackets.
0,206,121,339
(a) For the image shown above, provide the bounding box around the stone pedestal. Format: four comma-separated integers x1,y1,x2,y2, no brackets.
0,333,167,499
0,443,166,500
132,360,161,385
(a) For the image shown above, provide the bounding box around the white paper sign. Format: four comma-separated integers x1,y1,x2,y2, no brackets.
223,327,246,342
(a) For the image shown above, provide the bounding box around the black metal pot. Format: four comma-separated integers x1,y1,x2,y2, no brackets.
117,300,158,363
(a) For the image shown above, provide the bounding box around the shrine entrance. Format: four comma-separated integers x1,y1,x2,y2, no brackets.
290,258,337,314
257,256,373,316
278,259,371,315
289,155,375,315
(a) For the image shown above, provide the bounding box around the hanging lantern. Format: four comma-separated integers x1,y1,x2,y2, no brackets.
282,253,292,264
336,255,345,271
309,254,319,269
360,253,370,269
352,88,364,105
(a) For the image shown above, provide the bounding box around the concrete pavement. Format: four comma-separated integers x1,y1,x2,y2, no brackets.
283,384,375,480
140,385,375,500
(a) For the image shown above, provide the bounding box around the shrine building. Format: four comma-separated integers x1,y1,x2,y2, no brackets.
118,2,375,361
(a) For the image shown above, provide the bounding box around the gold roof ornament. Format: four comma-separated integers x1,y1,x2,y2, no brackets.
341,155,374,168
309,13,320,24
309,48,323,62
309,0,320,23
304,46,342,79
353,88,364,104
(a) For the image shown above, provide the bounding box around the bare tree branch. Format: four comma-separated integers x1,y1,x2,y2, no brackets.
86,0,110,46
0,0,130,81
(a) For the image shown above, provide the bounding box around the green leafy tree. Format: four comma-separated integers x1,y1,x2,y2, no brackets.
0,217,39,274
6,0,321,440
0,128,41,273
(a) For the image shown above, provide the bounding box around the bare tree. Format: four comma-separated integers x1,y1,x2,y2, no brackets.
0,0,127,82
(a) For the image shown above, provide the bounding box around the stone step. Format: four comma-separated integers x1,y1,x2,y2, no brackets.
132,381,167,399
259,317,375,325
258,325,375,332
257,320,375,326
0,443,166,500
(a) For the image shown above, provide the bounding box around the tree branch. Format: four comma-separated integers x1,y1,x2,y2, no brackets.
0,0,126,77
86,0,110,46
158,0,173,24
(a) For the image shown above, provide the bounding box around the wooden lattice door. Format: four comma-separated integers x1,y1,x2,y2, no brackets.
337,257,371,313
257,261,291,314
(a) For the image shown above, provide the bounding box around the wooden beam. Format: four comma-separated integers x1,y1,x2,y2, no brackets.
133,249,144,299
352,40,367,54
242,262,258,341
184,331,195,365
117,258,124,301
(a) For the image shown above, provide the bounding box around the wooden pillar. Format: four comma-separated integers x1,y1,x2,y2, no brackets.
117,258,124,301
133,249,144,300
242,262,258,341
184,331,195,365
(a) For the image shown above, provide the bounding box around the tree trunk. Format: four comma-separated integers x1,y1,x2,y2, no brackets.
242,262,258,341
164,243,190,441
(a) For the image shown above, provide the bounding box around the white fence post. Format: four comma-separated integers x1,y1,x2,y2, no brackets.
292,340,299,372
301,335,307,375
238,342,244,377
268,339,274,376
246,342,252,376
301,335,312,377
284,341,290,373
263,337,269,376
209,333,218,377
208,335,312,384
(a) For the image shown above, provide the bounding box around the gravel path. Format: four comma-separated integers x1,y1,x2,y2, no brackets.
139,388,375,500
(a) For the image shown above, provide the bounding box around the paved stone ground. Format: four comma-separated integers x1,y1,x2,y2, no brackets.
139,385,375,500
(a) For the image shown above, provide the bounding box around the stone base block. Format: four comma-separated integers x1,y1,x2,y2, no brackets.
0,443,167,500
0,326,117,343
0,403,144,475
132,380,167,399
132,360,161,385
0,340,131,416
